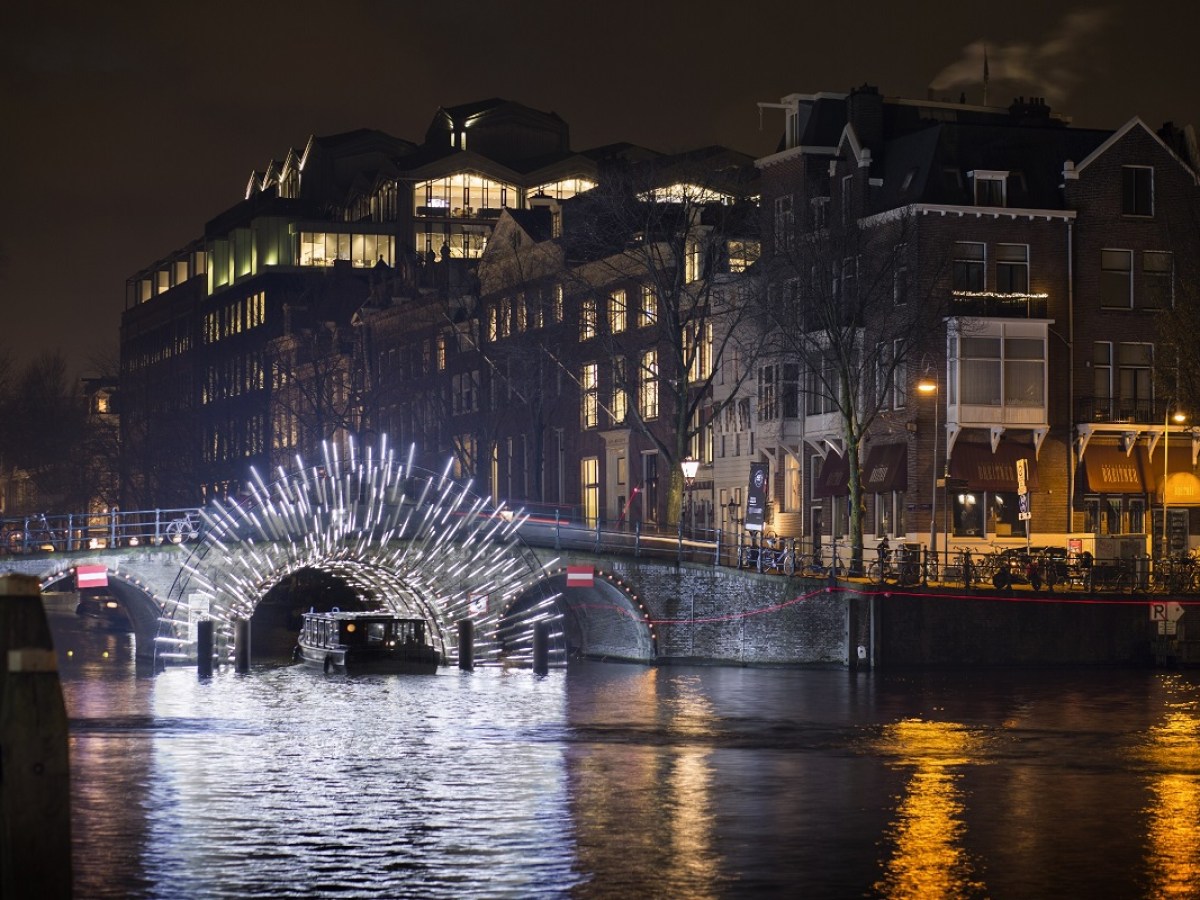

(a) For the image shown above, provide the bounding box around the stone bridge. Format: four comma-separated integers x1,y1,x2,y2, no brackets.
2,444,851,670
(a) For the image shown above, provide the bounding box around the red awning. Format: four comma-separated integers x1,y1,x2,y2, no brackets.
949,441,1040,492
862,443,908,493
812,452,849,498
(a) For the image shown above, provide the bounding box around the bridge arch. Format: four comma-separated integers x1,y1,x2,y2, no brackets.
156,441,591,669
498,566,656,663
40,562,168,654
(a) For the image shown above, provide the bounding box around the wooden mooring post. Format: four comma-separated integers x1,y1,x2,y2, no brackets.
0,574,72,898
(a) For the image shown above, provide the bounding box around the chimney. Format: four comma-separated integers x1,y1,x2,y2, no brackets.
848,84,883,151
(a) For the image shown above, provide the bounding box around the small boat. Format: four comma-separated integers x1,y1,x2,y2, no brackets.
75,593,133,632
295,609,440,675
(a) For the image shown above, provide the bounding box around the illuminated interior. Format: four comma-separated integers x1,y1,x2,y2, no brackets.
638,182,738,204
526,177,597,201
298,232,395,268
413,172,519,219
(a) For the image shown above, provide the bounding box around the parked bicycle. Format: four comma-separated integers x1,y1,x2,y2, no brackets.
757,534,797,575
165,510,202,543
801,547,845,579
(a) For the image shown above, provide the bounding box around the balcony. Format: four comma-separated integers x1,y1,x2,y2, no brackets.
950,292,1047,319
1075,396,1163,425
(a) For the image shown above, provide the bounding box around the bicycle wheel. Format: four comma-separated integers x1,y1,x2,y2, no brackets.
866,561,882,584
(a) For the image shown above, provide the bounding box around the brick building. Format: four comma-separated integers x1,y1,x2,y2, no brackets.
745,85,1200,562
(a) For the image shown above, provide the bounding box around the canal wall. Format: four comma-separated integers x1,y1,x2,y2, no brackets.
870,589,1154,667
566,556,1157,668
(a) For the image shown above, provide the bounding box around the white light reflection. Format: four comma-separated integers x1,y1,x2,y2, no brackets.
156,439,563,669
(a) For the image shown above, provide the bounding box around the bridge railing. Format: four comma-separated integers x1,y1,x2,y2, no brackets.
0,508,205,555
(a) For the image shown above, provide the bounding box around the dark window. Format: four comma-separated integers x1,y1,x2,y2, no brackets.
1101,250,1133,309
952,242,985,292
1122,166,1153,216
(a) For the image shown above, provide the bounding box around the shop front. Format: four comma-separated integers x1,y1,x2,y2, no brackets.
948,441,1039,538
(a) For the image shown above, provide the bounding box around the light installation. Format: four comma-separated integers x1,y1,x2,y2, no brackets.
155,437,566,669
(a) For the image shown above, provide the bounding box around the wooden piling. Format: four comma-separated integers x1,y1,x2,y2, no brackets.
0,574,72,898
458,619,474,671
234,619,250,673
533,620,549,675
197,618,214,678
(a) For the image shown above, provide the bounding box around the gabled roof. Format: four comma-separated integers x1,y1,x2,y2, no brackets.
1073,117,1200,184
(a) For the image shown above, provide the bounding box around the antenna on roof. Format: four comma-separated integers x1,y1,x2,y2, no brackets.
983,44,990,106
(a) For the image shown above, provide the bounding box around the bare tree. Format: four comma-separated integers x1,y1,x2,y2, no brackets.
762,212,945,569
0,351,91,512
551,152,765,524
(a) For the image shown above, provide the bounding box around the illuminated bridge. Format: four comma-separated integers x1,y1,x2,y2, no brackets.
4,441,826,670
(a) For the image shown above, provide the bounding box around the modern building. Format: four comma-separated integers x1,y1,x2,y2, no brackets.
120,100,610,505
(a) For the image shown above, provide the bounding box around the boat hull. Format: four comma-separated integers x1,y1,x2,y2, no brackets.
296,643,440,675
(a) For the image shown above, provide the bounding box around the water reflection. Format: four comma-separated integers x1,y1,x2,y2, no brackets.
50,605,1200,900
872,718,988,899
1138,676,1200,899
566,670,722,898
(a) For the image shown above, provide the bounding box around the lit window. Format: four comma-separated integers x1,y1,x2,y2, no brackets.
639,286,657,327
609,290,627,333
581,363,599,429
639,350,659,420
581,297,597,341
611,358,628,425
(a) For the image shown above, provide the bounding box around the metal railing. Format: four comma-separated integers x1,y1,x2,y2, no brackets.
8,504,1197,596
0,508,204,555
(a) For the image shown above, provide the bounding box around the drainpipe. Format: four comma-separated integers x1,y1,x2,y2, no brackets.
1067,218,1075,533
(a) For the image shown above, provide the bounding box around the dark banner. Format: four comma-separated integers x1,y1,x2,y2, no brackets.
745,462,768,532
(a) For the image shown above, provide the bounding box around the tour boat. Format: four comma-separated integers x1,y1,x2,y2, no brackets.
295,609,440,674
75,593,133,631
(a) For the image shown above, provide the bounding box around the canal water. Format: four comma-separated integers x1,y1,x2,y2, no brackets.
49,601,1200,899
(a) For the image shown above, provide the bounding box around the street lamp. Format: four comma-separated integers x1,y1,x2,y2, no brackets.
679,457,700,563
1163,405,1187,557
681,457,700,534
917,363,941,583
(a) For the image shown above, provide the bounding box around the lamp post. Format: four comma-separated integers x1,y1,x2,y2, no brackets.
1163,405,1187,558
678,457,700,564
917,364,941,583
682,457,700,537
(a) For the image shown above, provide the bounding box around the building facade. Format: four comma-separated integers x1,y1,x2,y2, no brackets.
746,86,1200,560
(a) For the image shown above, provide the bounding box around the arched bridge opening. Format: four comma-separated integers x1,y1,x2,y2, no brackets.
155,440,654,670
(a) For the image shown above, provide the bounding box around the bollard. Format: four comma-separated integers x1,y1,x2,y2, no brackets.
234,618,251,673
532,620,550,675
458,619,474,671
0,574,72,898
197,618,214,678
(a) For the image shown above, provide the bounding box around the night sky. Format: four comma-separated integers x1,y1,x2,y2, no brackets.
2,0,1197,377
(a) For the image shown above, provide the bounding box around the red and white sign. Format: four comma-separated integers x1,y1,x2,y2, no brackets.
566,565,594,588
75,565,109,590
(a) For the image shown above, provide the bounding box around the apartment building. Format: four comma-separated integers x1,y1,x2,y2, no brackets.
746,85,1200,557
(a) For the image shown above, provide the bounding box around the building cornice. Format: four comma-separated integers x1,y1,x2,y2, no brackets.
755,145,838,170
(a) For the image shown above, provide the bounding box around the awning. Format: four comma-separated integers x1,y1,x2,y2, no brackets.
862,443,908,493
1149,452,1200,505
949,441,1040,492
1083,445,1147,493
812,452,849,498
